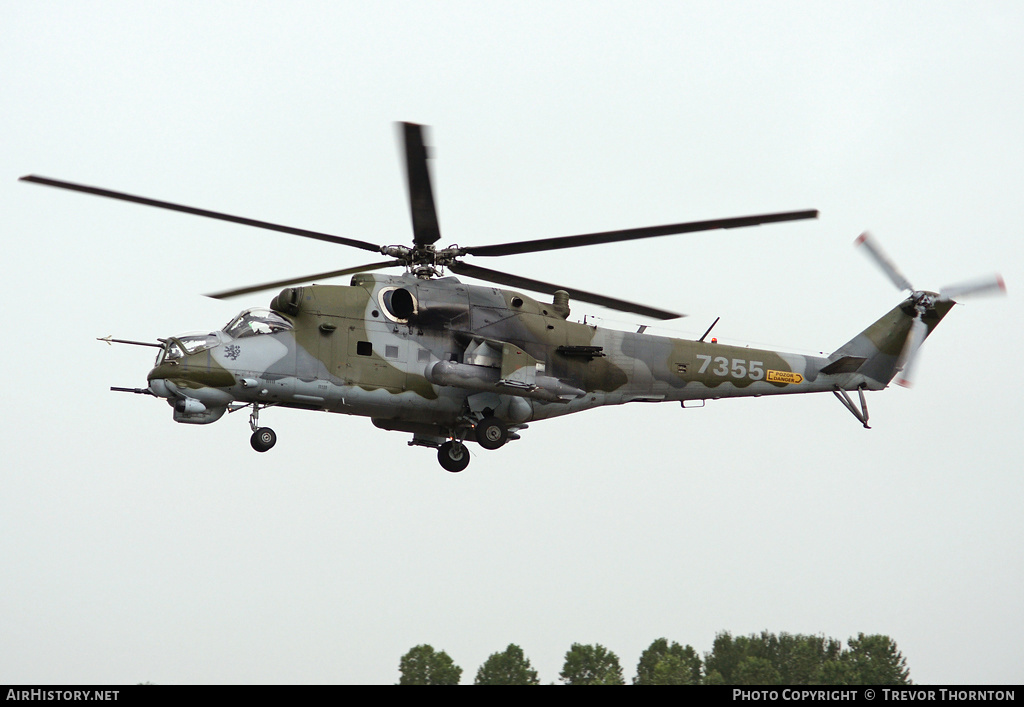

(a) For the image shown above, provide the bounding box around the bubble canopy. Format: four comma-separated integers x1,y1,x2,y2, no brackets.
155,309,294,365
222,308,294,339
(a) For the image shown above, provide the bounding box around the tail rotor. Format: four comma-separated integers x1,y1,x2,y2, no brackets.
855,232,1005,387
854,232,914,292
893,316,928,388
939,274,1007,301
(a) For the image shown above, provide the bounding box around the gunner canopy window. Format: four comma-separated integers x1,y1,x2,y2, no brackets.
223,308,293,339
159,340,186,364
158,332,220,364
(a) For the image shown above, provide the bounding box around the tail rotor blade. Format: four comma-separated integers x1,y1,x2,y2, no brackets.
855,232,914,292
895,316,928,388
940,274,1006,301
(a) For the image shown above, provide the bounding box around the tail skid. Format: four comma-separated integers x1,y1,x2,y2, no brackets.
821,296,951,428
833,386,871,429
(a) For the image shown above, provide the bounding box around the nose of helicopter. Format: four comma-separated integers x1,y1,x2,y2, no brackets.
146,368,193,401
147,367,236,408
145,342,237,406
147,358,176,398
148,374,172,398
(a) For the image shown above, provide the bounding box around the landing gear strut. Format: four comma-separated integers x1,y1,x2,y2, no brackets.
248,404,277,452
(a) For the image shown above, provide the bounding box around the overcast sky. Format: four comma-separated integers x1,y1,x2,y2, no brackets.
2,1,1022,685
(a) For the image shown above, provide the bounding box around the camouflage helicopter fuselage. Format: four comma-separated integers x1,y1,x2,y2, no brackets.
22,129,996,472
145,272,952,469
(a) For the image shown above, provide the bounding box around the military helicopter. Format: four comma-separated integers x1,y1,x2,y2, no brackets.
20,123,1005,471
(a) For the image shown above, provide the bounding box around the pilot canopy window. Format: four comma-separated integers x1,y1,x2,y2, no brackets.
223,308,294,339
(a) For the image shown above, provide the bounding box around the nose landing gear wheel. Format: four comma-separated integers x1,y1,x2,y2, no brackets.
250,427,277,452
474,416,508,450
437,441,470,472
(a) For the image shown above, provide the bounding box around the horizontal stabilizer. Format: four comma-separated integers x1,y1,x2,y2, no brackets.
821,356,867,375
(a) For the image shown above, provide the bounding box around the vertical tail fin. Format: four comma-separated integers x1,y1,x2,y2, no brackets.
830,296,954,388
839,233,1003,388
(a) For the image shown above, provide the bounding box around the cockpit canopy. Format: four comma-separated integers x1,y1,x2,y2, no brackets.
157,331,224,365
223,308,294,339
157,309,294,365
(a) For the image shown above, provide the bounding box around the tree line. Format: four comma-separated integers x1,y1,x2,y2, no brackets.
397,631,912,685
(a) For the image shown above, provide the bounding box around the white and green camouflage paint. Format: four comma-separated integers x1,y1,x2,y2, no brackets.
145,272,953,459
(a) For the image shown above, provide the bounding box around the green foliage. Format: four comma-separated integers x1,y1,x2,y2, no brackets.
474,644,540,685
703,669,725,685
634,637,702,685
560,643,625,685
733,655,782,685
703,631,910,685
839,633,912,685
394,631,911,685
651,653,699,685
398,644,463,685
705,631,842,684
704,631,745,683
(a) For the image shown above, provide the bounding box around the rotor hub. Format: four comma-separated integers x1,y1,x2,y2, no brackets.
910,290,937,311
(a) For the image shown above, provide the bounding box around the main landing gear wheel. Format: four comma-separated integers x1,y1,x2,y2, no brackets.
437,441,470,472
250,427,277,453
474,416,508,450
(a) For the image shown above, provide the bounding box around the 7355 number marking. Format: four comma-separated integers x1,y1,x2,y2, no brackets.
695,355,764,380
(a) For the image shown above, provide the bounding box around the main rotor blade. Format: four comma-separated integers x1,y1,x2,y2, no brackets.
400,122,442,246
449,261,684,320
461,210,818,258
940,274,1006,301
854,232,914,292
205,260,401,299
19,175,383,254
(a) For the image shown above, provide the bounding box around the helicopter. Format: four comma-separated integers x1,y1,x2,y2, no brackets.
20,123,1005,471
